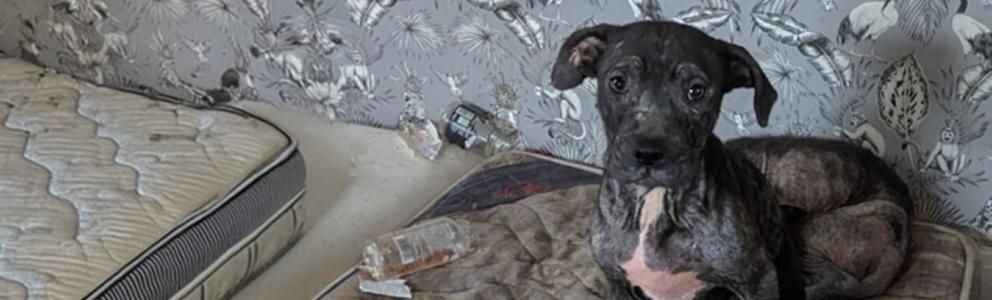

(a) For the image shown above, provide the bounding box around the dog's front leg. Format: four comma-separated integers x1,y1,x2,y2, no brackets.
605,276,647,300
724,269,780,300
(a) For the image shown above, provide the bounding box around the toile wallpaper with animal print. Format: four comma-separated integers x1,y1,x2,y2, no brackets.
1,0,992,235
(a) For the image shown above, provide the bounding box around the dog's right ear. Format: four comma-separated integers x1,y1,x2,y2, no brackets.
551,24,618,90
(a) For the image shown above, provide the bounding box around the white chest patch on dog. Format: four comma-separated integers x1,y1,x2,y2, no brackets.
621,187,704,300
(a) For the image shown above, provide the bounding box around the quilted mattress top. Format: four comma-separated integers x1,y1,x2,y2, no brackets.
0,59,289,299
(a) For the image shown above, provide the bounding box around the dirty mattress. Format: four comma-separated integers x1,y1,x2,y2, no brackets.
318,152,981,300
0,59,307,299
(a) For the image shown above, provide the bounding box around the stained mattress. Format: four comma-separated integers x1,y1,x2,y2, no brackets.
0,59,307,299
317,152,982,300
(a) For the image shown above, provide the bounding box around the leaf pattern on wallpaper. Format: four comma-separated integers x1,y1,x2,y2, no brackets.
913,185,965,225
450,15,509,66
837,1,899,44
627,0,664,21
347,0,401,29
283,0,344,55
958,64,992,103
242,0,271,23
539,113,608,166
704,0,743,32
752,13,854,87
392,12,444,56
751,0,798,14
758,48,809,105
877,53,931,139
494,3,546,50
671,6,733,33
140,0,188,24
894,0,951,45
193,0,243,31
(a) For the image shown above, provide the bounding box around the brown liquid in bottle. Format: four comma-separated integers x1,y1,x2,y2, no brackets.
361,218,471,281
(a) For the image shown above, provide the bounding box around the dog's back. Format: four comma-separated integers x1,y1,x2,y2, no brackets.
726,136,912,215
727,136,913,299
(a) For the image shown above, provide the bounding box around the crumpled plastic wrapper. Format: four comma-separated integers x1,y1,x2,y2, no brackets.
359,278,412,299
398,92,443,160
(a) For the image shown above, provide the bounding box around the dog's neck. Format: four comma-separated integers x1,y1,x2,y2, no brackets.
599,134,729,230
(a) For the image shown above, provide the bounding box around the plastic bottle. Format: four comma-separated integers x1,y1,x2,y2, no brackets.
442,102,525,157
361,217,471,281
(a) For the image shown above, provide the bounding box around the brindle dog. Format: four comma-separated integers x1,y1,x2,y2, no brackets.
550,21,911,300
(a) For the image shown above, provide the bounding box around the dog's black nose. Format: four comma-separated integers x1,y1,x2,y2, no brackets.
634,146,665,166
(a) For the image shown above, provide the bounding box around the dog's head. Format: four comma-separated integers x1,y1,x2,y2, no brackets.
551,21,777,187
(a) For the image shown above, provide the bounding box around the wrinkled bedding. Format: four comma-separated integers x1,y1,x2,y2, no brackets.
323,153,981,300
0,58,291,299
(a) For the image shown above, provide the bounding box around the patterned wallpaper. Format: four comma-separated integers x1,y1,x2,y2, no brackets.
2,0,992,235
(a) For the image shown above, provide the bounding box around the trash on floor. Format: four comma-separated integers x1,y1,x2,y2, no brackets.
443,102,525,157
361,217,472,281
397,86,443,160
358,278,412,299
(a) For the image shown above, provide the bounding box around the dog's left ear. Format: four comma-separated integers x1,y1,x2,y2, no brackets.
724,43,777,127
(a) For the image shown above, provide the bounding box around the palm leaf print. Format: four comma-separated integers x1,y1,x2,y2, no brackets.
347,0,399,29
496,3,545,50
914,187,965,225
877,53,930,139
752,13,854,87
958,63,992,103
671,6,733,33
895,0,951,45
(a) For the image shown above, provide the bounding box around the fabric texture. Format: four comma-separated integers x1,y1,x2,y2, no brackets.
322,174,981,300
319,152,982,300
0,58,301,299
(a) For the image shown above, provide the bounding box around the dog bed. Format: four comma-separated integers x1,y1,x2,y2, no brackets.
0,59,307,299
316,152,981,300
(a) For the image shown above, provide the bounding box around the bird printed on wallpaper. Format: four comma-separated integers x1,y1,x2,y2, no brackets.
952,0,990,55
837,1,898,46
534,86,586,140
432,68,470,99
181,39,211,78
720,107,756,137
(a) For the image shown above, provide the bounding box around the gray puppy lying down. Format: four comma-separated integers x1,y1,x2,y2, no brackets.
551,21,912,300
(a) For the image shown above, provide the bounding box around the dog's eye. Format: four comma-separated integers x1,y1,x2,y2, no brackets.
609,76,626,94
687,84,705,101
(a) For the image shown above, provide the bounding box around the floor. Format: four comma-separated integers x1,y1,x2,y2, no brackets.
231,103,482,299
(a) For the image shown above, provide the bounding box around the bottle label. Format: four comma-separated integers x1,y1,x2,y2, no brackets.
393,235,418,265
444,103,500,150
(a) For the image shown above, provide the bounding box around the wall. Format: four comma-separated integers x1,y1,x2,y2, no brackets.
2,0,992,235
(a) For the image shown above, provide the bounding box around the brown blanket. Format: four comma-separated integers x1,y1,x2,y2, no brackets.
325,185,979,300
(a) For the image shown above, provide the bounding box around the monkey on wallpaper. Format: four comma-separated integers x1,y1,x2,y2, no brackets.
835,112,887,157
922,124,968,182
